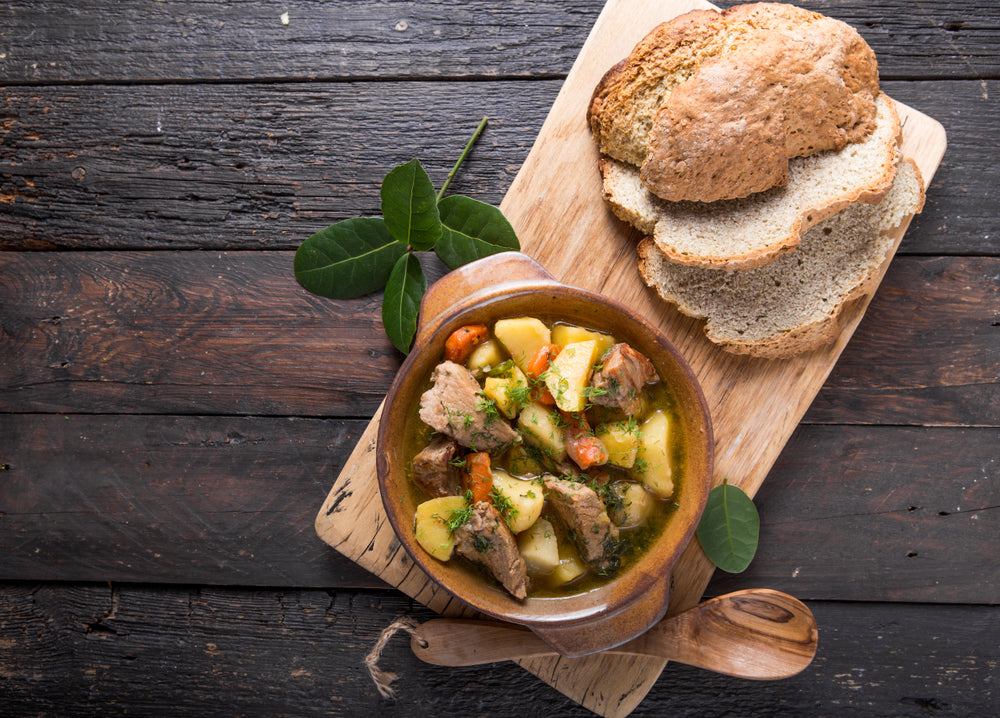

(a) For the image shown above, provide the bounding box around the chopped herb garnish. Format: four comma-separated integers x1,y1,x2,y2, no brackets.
490,486,520,529
472,534,492,554
594,481,625,518
506,383,532,411
475,393,502,424
444,503,474,533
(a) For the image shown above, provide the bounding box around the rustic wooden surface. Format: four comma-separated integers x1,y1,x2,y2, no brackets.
1,1,998,716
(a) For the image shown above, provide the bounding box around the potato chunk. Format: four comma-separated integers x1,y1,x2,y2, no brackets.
502,443,546,477
551,541,587,586
414,496,468,561
551,324,615,356
595,420,640,469
607,481,654,528
465,338,506,374
483,365,529,419
634,410,674,497
494,317,551,373
544,339,599,413
491,470,544,534
517,402,567,462
517,518,560,574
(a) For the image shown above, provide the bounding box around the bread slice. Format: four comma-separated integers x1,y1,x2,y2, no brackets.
636,159,925,359
601,92,901,271
588,2,879,202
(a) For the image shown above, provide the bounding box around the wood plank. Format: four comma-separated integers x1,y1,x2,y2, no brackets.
0,81,557,250
808,255,1000,425
2,252,996,424
0,0,597,83
708,424,1000,603
0,80,995,255
0,414,386,588
0,1,994,715
880,79,1000,257
0,251,402,416
1,415,995,601
0,584,996,716
0,1,996,83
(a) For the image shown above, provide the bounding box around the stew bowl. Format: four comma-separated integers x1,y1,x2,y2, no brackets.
376,252,713,657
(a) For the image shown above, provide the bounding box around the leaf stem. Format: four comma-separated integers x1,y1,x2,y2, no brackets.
437,116,489,202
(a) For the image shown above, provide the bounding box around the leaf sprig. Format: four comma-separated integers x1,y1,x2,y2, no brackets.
696,478,760,573
293,118,520,354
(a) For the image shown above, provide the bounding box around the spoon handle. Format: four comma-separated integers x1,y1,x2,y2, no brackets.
411,589,817,680
412,619,576,665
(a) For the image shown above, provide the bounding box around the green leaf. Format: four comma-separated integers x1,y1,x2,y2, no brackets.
434,195,520,269
381,159,442,250
696,480,759,573
382,252,426,354
293,217,406,299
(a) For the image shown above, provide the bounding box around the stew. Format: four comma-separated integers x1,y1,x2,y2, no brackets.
405,315,686,600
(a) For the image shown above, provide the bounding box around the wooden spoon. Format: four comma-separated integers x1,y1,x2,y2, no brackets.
411,589,817,679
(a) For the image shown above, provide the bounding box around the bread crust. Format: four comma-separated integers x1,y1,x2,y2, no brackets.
600,94,901,271
588,2,880,202
588,8,729,167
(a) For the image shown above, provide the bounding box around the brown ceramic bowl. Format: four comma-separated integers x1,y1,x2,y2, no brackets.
376,252,713,657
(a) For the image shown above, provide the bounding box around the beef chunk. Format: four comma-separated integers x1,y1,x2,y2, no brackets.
453,501,528,600
543,475,620,573
589,343,658,416
418,360,519,451
411,436,462,498
553,459,612,487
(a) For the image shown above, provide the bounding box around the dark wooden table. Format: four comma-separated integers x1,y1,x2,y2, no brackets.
2,1,997,715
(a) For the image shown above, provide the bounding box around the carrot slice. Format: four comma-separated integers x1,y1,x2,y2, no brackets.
563,413,609,470
524,344,561,406
444,324,490,364
461,452,494,504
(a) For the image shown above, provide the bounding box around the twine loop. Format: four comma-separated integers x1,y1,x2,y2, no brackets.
363,615,426,699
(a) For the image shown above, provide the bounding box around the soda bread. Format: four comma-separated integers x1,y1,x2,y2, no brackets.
636,159,925,358
600,93,901,270
588,2,880,202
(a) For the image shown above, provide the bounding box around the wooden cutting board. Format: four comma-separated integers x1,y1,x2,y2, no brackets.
315,0,947,715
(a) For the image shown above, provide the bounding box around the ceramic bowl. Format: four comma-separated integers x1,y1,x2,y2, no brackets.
376,252,713,657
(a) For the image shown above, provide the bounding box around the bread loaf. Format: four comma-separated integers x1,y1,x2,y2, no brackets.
588,2,880,202
636,160,925,358
600,92,901,270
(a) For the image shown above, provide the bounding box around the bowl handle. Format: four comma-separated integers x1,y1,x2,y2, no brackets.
529,578,672,658
415,252,559,345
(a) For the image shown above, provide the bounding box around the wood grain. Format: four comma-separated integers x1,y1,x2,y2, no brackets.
2,253,994,423
708,424,1000,603
809,255,1000,425
0,79,994,254
0,81,554,250
413,590,819,679
1,415,995,600
0,0,597,83
1,1,996,83
313,0,949,714
0,251,402,416
0,584,995,717
0,414,381,587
